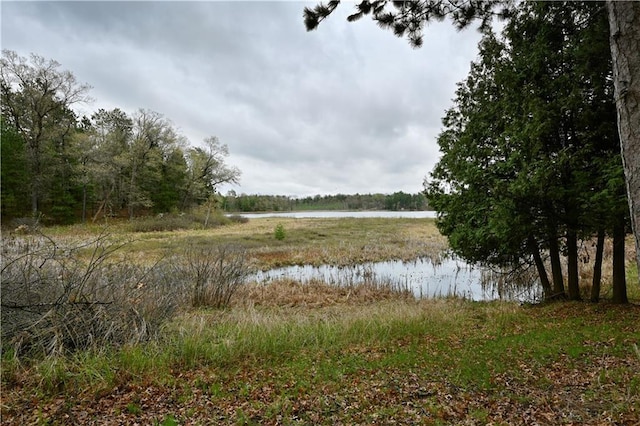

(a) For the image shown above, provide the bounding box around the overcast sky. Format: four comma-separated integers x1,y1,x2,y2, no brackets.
1,1,482,197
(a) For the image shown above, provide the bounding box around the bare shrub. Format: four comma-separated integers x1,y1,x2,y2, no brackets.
126,209,238,232
1,231,185,358
8,216,41,234
178,244,249,308
226,214,249,224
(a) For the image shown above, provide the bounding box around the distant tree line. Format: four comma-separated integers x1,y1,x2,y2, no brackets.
221,191,428,212
1,50,240,225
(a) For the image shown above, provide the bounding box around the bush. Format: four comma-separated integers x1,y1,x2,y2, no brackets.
0,232,186,358
127,210,233,233
8,217,41,234
1,230,251,359
177,244,249,308
128,214,193,232
227,214,249,224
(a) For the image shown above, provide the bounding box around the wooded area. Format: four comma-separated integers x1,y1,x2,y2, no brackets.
1,50,240,225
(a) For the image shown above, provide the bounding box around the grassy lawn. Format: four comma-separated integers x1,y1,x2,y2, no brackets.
2,217,639,425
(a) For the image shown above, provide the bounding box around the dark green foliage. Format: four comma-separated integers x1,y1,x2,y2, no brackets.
304,1,510,47
426,2,628,301
1,50,92,216
150,148,188,214
1,117,31,221
274,224,286,240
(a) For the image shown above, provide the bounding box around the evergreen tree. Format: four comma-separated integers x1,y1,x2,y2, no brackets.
426,2,627,301
0,116,30,221
153,147,188,213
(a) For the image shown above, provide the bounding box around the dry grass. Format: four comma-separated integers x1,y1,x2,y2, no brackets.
234,278,413,308
38,217,448,270
576,235,639,299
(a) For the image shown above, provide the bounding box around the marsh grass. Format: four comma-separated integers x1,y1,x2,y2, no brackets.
41,217,448,270
1,284,423,394
237,277,412,308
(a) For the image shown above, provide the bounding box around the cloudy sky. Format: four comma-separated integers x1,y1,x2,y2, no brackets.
2,1,482,197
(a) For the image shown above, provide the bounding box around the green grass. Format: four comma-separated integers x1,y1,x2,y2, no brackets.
3,299,639,424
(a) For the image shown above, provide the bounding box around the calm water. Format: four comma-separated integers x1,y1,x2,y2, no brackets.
234,210,437,219
241,210,539,301
252,257,540,302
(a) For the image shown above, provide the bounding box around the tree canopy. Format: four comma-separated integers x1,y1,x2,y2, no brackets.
1,50,241,224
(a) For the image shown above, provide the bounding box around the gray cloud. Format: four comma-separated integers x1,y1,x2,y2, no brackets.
1,1,482,196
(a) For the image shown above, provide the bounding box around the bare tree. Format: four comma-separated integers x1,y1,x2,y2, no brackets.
182,136,241,209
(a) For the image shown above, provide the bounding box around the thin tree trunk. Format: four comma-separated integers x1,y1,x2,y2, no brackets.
590,229,605,303
607,1,640,282
91,188,113,223
92,200,106,223
31,190,38,217
566,230,580,300
129,165,137,220
528,235,552,300
82,183,87,223
612,221,628,304
548,233,565,299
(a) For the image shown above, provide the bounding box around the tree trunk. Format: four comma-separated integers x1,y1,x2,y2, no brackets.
528,235,552,300
590,229,605,303
612,221,628,304
92,188,113,223
566,230,580,300
82,183,87,223
129,164,137,220
30,150,41,216
31,190,38,217
607,1,640,282
548,233,565,299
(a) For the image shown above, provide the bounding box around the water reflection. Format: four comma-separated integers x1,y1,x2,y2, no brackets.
252,257,540,302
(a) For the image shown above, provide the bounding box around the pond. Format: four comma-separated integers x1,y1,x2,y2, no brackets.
252,257,541,302
240,210,540,302
233,210,437,219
